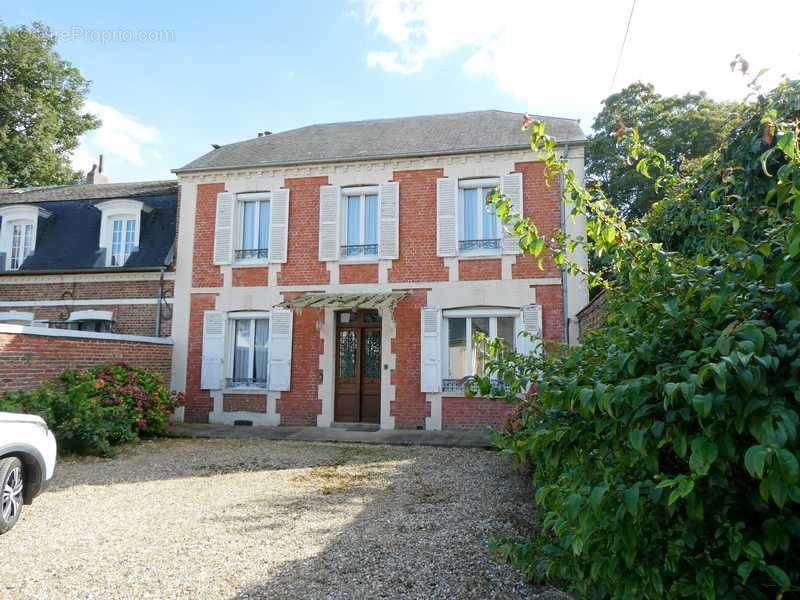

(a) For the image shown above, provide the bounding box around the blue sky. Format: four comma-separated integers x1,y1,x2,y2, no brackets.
6,1,800,182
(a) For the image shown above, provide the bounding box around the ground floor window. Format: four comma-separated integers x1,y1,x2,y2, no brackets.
228,314,269,388
443,310,517,393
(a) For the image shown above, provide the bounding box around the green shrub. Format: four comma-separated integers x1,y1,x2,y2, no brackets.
476,81,800,597
1,363,183,456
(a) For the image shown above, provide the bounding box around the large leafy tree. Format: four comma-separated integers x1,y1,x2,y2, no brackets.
586,82,737,219
0,22,99,188
479,80,800,597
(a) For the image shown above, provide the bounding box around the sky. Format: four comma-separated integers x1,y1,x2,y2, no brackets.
6,0,800,182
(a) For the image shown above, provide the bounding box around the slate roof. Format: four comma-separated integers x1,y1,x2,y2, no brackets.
175,110,584,174
0,181,177,274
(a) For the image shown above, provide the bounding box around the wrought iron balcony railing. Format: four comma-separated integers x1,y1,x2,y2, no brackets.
458,238,500,251
441,377,509,395
226,377,268,389
341,243,378,258
235,248,269,260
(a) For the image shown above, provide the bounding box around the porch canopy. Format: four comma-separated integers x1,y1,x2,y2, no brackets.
278,291,409,311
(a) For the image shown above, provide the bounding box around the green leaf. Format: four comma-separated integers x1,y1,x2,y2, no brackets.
737,561,755,584
765,565,790,589
628,429,645,452
689,436,718,475
745,254,764,278
743,540,764,561
589,484,608,508
745,445,768,479
776,449,799,482
623,485,640,516
692,394,712,418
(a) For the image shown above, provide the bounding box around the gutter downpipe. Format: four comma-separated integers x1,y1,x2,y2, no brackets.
560,143,570,343
155,266,165,337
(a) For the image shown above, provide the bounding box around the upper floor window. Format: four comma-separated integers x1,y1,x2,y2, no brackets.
236,192,270,262
228,313,270,388
0,205,47,272
95,199,146,268
111,217,137,266
341,187,378,259
458,178,500,254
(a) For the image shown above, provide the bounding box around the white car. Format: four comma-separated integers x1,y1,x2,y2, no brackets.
0,412,57,534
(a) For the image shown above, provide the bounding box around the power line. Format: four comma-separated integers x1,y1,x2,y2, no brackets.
609,0,637,94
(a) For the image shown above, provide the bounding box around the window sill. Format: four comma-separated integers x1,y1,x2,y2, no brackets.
223,387,269,395
338,256,380,265
232,259,270,268
457,250,502,260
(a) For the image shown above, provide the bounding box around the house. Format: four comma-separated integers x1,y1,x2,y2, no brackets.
170,110,589,430
0,160,177,337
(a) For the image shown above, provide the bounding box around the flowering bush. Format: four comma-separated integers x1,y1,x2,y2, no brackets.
0,363,183,456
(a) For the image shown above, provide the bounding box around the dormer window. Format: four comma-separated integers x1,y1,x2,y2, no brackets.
0,205,51,272
95,199,148,268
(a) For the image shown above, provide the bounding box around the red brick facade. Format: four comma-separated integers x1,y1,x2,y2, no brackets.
192,183,225,288
442,397,514,430
0,279,174,336
180,161,571,430
0,330,172,393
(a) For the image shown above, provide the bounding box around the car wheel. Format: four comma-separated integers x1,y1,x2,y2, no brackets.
0,457,24,534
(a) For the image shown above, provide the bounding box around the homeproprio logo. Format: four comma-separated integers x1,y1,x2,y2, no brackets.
55,27,176,44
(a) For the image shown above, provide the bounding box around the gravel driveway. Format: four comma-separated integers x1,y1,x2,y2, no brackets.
1,438,563,599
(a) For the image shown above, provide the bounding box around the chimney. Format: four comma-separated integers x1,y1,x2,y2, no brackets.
86,154,108,184
257,131,272,137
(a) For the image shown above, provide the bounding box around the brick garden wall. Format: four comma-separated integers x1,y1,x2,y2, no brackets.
0,326,172,394
442,397,513,430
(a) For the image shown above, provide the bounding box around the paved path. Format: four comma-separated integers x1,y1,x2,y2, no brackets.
171,422,494,448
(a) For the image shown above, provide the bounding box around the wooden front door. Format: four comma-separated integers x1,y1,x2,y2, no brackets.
334,310,382,423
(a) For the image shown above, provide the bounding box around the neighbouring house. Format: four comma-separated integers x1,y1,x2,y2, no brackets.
576,288,608,339
170,110,589,430
0,159,177,337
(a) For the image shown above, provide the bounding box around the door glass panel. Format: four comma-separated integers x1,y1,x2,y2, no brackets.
338,329,357,377
448,318,467,378
363,329,381,379
362,310,382,323
471,317,491,376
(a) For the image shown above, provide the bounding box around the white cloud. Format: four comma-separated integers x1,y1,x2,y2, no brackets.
71,100,161,180
361,0,800,129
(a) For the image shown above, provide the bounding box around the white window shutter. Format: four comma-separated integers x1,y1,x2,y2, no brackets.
318,185,340,262
200,311,225,390
212,192,234,264
420,307,442,393
269,188,290,263
268,307,293,391
436,178,457,257
378,181,399,260
517,304,543,356
501,172,524,255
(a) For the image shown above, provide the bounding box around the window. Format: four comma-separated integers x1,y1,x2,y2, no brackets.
443,311,516,393
0,311,34,326
0,205,48,271
9,221,35,270
341,188,378,259
459,179,500,253
66,310,114,333
95,199,145,268
228,315,269,388
236,193,270,261
110,217,137,266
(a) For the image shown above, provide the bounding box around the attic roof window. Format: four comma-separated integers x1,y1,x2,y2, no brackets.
95,199,150,268
0,204,52,272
